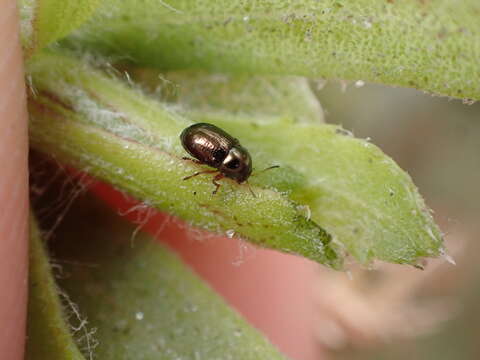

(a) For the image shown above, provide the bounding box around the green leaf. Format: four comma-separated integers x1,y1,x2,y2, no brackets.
39,191,287,359
206,118,442,265
66,0,480,100
130,68,325,123
130,70,445,265
28,51,341,268
19,0,103,57
27,213,86,360
27,50,443,267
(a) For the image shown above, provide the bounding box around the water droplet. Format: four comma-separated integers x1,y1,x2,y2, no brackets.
354,80,365,88
135,311,144,320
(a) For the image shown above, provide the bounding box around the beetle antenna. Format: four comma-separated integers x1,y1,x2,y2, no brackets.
246,181,257,198
252,165,280,177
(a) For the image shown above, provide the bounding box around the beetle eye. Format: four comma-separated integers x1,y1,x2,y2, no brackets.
225,158,240,170
213,148,227,162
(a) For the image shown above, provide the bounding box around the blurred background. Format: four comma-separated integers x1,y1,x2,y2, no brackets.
313,82,480,360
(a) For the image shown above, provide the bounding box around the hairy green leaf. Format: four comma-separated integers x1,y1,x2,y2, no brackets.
27,51,443,267
66,0,480,100
27,213,86,360
132,70,445,265
28,51,340,268
130,68,325,123
46,192,287,359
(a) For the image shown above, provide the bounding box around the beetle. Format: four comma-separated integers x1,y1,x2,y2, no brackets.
180,123,277,195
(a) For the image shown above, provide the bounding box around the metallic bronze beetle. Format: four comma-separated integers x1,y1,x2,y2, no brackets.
180,123,253,194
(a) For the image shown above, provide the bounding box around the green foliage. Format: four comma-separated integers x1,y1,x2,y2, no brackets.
131,69,325,123
67,0,480,100
20,0,454,356
29,195,286,359
28,52,340,268
137,69,444,265
27,214,85,360
27,51,443,267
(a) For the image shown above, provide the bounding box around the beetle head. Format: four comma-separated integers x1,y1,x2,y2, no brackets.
220,146,252,183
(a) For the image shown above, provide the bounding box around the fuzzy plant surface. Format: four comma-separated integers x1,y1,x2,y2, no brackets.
27,195,286,359
27,214,86,360
19,0,459,357
130,68,326,123
64,0,480,101
27,51,443,268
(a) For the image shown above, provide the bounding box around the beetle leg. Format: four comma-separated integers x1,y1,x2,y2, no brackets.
183,169,217,181
245,180,257,198
212,173,224,195
181,156,204,165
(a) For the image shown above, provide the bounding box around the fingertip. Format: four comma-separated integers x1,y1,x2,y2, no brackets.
0,1,29,359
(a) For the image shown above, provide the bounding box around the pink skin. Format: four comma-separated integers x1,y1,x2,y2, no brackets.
0,1,29,359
